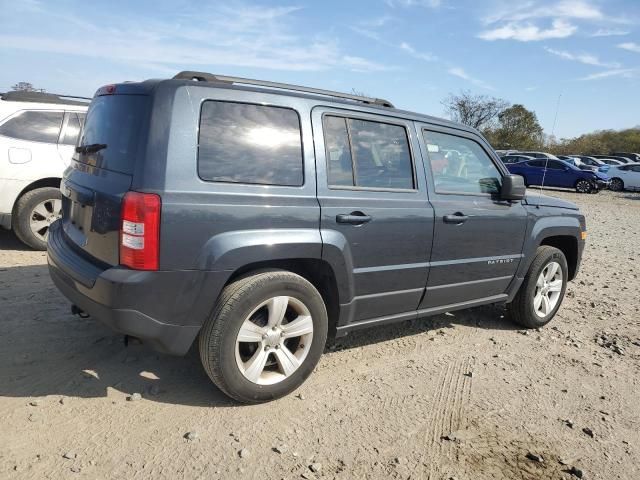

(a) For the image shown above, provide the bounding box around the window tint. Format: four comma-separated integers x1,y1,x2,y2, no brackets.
323,116,353,186
528,160,546,168
323,115,414,189
0,110,63,143
547,161,565,170
198,101,303,186
61,113,82,145
630,165,640,172
424,131,501,195
78,95,149,174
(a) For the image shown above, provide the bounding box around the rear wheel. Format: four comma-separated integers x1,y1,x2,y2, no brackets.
609,178,624,192
199,270,328,403
12,187,62,250
575,179,591,194
507,246,568,328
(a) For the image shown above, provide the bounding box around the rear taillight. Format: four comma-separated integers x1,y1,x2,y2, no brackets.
119,191,161,271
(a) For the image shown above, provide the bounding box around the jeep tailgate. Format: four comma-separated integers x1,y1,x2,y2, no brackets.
60,94,149,266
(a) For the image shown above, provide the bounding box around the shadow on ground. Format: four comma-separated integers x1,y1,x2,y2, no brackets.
0,228,521,407
0,229,32,251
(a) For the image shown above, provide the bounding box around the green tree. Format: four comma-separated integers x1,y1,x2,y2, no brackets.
486,104,544,150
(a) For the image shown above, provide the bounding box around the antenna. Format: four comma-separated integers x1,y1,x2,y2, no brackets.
539,92,562,202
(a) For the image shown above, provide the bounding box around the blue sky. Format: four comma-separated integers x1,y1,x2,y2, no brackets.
0,0,638,138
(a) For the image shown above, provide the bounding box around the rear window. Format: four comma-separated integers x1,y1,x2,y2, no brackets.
198,101,303,186
77,95,149,174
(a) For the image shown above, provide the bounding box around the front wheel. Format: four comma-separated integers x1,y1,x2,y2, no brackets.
575,179,592,194
199,270,328,403
609,178,624,192
507,246,568,328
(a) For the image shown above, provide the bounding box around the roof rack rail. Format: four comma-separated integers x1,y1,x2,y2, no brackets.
173,71,394,108
0,91,91,106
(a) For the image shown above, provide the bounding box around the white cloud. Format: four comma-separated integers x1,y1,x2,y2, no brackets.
385,0,442,7
544,47,621,68
484,0,604,24
618,42,640,54
580,68,638,80
479,19,577,41
399,42,438,61
480,1,633,43
0,3,392,74
591,28,630,37
447,67,494,90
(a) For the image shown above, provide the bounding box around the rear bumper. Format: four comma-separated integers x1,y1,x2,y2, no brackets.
47,220,226,355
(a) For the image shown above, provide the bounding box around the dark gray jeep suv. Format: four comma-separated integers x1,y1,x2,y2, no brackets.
48,72,586,403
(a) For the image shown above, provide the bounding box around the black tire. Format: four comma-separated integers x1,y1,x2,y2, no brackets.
609,177,624,192
12,187,62,250
507,246,568,329
575,179,591,194
199,270,328,404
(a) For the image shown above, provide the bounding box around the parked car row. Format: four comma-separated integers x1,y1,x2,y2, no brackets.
497,150,640,193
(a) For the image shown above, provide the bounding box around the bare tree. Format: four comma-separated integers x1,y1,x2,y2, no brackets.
11,82,45,93
442,90,509,131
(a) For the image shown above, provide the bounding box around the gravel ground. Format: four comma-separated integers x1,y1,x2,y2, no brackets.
0,189,639,480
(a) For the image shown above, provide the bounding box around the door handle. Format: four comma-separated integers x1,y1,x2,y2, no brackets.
443,212,469,224
336,212,372,225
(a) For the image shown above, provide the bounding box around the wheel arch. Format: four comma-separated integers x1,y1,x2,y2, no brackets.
225,259,341,340
11,177,62,217
540,235,579,280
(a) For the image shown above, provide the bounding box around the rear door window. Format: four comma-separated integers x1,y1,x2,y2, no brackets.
323,115,414,190
198,101,303,186
61,113,83,145
0,110,63,143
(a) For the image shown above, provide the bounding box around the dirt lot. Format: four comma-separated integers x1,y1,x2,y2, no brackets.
1,189,639,480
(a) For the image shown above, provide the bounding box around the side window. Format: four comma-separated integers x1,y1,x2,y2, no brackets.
630,165,640,172
198,101,303,186
323,116,353,186
61,113,82,146
0,110,63,143
529,160,546,168
323,115,414,189
547,161,564,170
423,130,502,195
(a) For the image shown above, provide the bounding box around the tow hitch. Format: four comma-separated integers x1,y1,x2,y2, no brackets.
71,304,90,318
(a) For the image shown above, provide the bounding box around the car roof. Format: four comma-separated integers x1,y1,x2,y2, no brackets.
99,74,480,136
1,91,91,108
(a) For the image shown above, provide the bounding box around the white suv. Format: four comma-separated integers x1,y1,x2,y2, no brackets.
0,91,89,249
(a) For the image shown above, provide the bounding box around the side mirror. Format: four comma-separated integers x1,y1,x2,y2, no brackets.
501,174,526,200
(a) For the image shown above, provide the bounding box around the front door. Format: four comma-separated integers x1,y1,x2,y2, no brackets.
418,126,528,309
312,108,434,326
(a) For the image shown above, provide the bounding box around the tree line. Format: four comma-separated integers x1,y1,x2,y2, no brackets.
442,91,640,155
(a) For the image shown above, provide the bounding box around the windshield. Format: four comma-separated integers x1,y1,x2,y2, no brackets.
76,95,149,174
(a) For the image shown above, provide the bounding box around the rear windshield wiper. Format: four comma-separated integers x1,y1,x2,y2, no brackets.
75,143,107,154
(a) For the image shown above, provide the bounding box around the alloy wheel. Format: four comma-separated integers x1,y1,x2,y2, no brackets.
29,198,62,242
576,180,591,193
610,178,623,192
235,296,314,385
533,261,563,318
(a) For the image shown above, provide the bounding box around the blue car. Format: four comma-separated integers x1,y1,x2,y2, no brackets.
506,159,609,193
